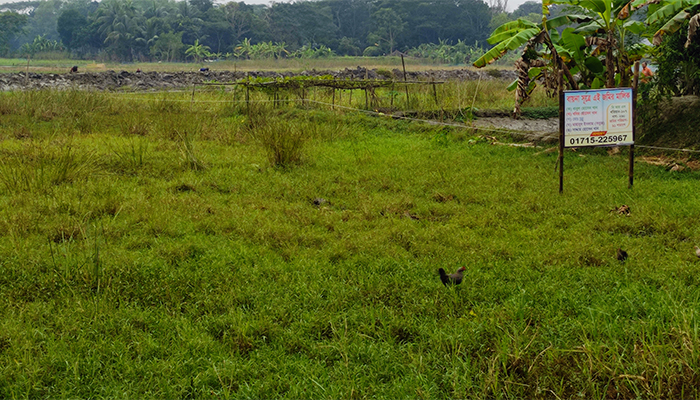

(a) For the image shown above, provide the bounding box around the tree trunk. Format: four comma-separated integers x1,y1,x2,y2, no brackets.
606,31,616,88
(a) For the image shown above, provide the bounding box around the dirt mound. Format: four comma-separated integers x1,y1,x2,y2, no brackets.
0,67,517,92
638,96,700,150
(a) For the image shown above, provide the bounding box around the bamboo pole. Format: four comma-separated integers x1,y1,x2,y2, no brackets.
558,70,565,194
630,61,640,189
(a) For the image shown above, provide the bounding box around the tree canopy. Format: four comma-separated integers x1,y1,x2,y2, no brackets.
2,0,500,61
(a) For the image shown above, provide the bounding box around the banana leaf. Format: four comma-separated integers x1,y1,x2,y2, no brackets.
647,0,688,24
653,9,690,44
474,28,540,67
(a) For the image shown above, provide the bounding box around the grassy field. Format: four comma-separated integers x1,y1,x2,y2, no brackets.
1,88,700,399
0,56,499,75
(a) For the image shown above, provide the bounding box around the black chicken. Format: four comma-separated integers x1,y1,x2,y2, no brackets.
439,266,466,286
617,248,628,262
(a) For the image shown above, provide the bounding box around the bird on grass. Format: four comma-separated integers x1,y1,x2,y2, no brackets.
694,246,700,258
439,266,466,286
617,248,628,262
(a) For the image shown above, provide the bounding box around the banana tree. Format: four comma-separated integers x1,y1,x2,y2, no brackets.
633,0,700,47
473,15,588,117
185,39,211,62
570,0,647,88
474,0,648,117
235,38,252,59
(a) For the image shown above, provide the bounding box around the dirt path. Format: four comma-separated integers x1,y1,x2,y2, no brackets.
472,117,559,143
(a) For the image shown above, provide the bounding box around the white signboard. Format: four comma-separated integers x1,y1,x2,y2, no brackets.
563,88,634,148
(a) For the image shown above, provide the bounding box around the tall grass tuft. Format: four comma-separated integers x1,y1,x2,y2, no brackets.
176,128,205,171
0,140,94,193
250,115,308,168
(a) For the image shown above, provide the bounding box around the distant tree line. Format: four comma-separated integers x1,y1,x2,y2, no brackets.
0,0,539,62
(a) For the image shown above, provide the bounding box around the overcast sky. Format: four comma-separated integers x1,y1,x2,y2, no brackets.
0,0,529,13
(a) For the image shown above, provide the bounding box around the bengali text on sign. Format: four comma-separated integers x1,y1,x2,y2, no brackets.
563,88,634,148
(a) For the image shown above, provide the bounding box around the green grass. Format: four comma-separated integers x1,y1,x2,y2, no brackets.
0,89,699,398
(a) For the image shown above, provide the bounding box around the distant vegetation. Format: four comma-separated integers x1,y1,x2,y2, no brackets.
0,0,528,64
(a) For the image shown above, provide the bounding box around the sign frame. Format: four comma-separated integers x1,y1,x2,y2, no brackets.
563,87,634,148
557,63,639,193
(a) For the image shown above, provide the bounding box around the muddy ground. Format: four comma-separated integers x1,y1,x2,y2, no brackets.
0,67,558,142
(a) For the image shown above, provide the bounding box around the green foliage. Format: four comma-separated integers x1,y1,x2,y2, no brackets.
3,0,503,61
150,32,184,62
407,39,486,65
651,18,700,96
185,39,211,63
0,11,28,56
521,106,559,119
249,115,309,168
473,19,541,68
57,7,87,50
19,34,65,57
368,7,406,53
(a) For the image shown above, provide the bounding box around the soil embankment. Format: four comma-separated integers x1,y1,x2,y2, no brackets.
0,67,517,92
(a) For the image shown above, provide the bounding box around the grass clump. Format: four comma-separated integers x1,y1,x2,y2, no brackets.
249,112,311,168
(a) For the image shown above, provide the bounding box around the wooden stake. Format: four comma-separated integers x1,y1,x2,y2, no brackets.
401,55,409,108
558,70,565,194
332,88,335,110
25,55,30,87
190,84,196,110
630,61,640,189
245,73,250,117
432,77,438,105
365,68,369,110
